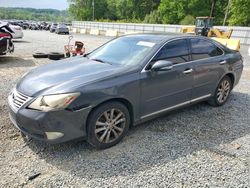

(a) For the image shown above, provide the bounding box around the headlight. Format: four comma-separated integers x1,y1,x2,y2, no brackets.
28,93,80,112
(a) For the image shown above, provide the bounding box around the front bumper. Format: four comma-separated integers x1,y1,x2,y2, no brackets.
8,94,91,144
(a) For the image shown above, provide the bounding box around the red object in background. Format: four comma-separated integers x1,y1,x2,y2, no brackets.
64,41,85,57
0,33,11,37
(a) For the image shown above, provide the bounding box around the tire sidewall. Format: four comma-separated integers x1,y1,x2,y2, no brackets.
213,76,232,106
33,53,48,58
48,52,65,60
87,102,130,149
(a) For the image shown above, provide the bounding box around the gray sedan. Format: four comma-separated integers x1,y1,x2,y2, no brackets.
55,23,69,35
8,34,243,149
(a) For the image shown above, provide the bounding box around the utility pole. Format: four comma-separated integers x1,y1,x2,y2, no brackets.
223,0,231,26
92,0,95,21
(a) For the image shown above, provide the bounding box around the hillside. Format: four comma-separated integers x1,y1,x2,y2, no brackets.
0,7,71,22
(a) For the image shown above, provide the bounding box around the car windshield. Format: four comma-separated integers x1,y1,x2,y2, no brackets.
87,37,156,66
59,24,66,27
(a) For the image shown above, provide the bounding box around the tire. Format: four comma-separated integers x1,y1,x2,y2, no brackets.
87,101,130,149
48,52,65,60
208,76,232,107
33,52,48,58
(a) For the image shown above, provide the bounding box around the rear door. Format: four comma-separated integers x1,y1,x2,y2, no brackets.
140,39,194,118
190,38,225,100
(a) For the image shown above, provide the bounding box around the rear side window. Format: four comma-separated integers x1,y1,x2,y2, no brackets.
153,39,189,64
190,38,223,61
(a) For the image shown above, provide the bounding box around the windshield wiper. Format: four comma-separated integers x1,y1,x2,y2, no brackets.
91,58,112,65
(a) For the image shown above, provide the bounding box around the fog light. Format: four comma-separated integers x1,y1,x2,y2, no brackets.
45,132,64,140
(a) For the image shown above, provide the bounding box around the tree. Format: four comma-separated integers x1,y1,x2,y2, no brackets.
229,0,250,26
210,0,217,17
68,0,109,20
158,0,187,24
144,10,162,24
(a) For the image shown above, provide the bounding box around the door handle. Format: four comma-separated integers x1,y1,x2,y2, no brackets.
219,60,227,65
183,68,193,74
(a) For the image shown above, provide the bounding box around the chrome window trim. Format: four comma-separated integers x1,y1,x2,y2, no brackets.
141,36,225,73
140,94,211,119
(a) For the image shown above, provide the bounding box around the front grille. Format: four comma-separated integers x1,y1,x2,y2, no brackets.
10,89,31,110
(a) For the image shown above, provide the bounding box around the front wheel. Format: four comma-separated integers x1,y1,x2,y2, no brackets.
87,102,130,149
208,76,232,106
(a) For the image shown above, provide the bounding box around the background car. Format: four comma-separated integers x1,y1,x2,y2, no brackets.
9,25,24,39
50,23,58,32
55,23,69,34
0,23,14,55
29,23,39,30
8,34,243,149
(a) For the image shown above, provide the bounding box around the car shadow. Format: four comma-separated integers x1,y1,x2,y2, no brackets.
0,56,35,68
25,91,250,180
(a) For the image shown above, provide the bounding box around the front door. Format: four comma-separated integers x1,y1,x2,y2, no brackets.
140,39,193,118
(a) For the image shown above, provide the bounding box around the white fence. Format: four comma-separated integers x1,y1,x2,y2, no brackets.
72,21,250,45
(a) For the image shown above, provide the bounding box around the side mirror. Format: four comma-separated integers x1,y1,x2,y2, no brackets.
151,60,173,71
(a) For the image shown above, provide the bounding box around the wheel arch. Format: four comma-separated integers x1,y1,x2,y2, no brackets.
86,97,134,131
225,72,235,87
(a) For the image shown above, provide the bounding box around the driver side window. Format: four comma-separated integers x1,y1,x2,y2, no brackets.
153,39,190,64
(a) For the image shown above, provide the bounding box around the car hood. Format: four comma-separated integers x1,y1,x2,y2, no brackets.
16,57,123,96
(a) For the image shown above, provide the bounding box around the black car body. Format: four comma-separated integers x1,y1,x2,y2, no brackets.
8,34,243,148
0,23,14,55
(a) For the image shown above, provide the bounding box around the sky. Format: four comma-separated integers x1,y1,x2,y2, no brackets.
0,0,69,10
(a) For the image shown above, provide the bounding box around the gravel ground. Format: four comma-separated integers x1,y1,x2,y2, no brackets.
0,30,250,188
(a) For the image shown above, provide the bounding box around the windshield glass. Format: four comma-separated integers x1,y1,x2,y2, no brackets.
87,37,156,66
196,19,206,27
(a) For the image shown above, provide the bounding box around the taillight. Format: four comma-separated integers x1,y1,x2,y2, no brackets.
0,33,10,37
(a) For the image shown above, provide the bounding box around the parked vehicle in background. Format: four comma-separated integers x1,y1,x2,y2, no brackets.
40,22,49,30
29,23,39,30
21,22,29,30
1,21,24,39
55,23,69,34
45,24,51,31
0,23,14,55
9,25,24,39
50,23,58,32
8,34,243,149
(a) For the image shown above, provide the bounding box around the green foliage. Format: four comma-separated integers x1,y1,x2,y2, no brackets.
68,0,161,21
68,0,109,20
158,0,186,24
144,10,162,24
229,0,250,26
0,7,71,22
179,15,195,25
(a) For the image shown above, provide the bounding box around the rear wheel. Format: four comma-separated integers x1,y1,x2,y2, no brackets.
208,76,232,106
87,102,130,149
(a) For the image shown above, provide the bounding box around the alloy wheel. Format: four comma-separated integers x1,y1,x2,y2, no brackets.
95,108,126,143
217,79,231,103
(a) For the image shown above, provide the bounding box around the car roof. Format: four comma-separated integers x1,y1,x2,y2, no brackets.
123,33,193,44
